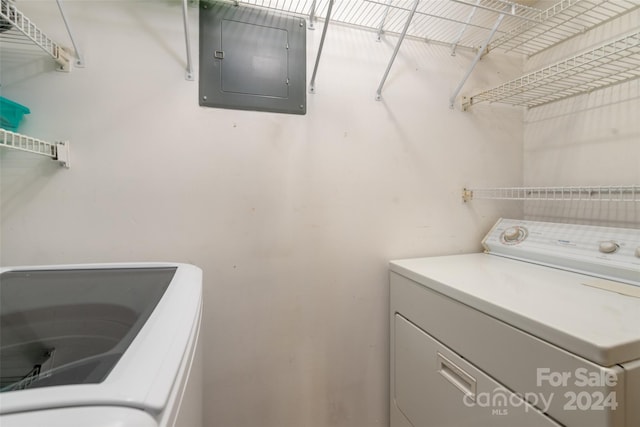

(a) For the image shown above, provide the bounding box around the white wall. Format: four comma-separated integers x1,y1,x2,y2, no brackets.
1,1,523,426
523,9,640,227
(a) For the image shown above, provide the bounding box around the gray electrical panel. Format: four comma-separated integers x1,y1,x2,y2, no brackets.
199,2,306,115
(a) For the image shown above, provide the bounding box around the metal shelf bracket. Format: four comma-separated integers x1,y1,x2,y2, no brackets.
55,141,70,168
462,188,474,202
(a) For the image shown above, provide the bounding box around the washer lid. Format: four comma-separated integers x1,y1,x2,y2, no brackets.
390,253,640,366
0,262,202,416
0,406,158,427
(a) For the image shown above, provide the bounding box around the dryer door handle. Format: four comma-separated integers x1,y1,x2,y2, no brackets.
437,352,477,401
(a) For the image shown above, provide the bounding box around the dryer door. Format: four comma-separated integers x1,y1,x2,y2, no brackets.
393,314,563,427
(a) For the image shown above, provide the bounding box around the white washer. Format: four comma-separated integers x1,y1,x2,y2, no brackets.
390,219,640,427
0,262,203,427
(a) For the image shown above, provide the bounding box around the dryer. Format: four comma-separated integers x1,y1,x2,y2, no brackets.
390,218,640,427
0,263,203,427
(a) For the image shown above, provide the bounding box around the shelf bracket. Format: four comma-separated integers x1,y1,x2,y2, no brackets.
55,141,70,168
309,0,335,94
450,12,504,109
375,0,419,101
0,129,70,168
462,188,473,202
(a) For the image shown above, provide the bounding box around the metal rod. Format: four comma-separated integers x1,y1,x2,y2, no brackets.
55,0,84,67
375,0,419,101
376,0,393,42
308,0,317,30
181,0,194,81
450,0,480,56
309,0,335,94
449,12,504,109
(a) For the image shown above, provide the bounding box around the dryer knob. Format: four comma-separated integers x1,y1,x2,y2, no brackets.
635,247,640,258
599,241,619,254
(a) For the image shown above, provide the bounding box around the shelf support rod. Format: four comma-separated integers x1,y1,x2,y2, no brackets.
375,0,419,101
55,0,84,67
309,0,335,94
308,0,317,30
375,0,393,42
449,12,504,109
451,0,480,56
181,0,194,81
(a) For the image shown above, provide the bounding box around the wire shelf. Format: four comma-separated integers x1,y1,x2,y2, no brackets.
467,30,640,108
235,0,637,55
237,0,550,51
0,128,70,167
489,0,640,56
462,185,640,202
0,0,72,70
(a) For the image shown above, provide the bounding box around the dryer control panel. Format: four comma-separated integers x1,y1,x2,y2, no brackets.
483,218,640,286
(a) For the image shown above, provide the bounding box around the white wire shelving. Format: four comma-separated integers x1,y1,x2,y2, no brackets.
236,0,637,54
462,185,640,202
465,29,640,108
232,0,638,105
239,0,548,51
0,0,83,71
465,31,640,108
489,0,639,56
0,128,70,168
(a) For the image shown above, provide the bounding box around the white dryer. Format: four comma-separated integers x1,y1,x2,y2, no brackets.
0,263,203,427
390,219,640,427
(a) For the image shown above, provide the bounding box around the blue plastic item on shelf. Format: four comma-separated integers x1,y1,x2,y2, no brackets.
0,97,31,132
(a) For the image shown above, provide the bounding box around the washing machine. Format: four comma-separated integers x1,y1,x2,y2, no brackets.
0,262,203,427
390,218,640,427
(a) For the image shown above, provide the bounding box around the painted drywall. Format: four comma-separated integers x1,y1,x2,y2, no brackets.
523,9,640,227
1,1,523,426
